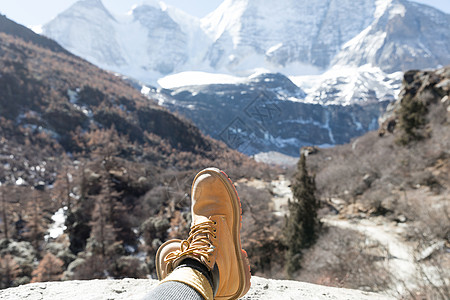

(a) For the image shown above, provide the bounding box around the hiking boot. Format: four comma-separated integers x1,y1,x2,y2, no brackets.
155,167,251,299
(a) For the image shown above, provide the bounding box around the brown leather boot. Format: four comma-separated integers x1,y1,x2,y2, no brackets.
155,167,251,299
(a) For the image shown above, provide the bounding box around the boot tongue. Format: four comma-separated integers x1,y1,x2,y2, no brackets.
192,215,210,226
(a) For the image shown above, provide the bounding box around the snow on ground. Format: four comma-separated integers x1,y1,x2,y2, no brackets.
45,207,67,241
322,216,448,297
143,60,401,107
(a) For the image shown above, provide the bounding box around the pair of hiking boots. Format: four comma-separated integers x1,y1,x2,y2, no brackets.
155,168,251,299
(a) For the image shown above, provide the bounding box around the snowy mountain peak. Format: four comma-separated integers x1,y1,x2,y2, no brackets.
332,0,450,72
374,0,392,18
200,0,381,73
68,0,116,21
43,0,450,87
131,0,165,11
42,0,124,68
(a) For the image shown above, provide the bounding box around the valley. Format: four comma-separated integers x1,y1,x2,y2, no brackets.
0,1,449,298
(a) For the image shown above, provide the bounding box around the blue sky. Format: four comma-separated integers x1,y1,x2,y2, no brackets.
0,0,449,28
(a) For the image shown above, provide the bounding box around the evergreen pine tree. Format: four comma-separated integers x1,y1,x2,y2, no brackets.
284,152,319,277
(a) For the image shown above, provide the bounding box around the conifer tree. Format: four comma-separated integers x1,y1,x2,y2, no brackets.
31,252,64,283
89,188,116,258
284,153,319,277
1,187,9,240
65,161,92,254
24,189,47,252
0,254,19,289
52,156,75,213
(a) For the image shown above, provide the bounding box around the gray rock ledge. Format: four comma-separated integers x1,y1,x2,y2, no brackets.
0,276,394,300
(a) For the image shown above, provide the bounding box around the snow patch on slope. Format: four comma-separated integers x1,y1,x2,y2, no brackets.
290,65,402,106
45,207,67,241
158,71,246,88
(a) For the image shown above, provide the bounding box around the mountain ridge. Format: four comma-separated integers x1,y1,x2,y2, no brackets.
42,0,450,83
152,72,387,156
0,14,70,55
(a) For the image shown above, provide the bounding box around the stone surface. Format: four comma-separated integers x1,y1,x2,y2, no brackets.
0,276,394,300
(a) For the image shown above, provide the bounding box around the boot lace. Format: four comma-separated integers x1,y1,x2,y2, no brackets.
165,220,217,264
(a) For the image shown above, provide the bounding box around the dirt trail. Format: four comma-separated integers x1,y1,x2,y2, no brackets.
322,216,417,295
237,175,292,216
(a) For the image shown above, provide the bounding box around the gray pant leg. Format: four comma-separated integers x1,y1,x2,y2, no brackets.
143,281,204,300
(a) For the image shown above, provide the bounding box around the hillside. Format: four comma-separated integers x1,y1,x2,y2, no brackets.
219,66,449,298
298,66,449,297
309,66,449,221
0,15,272,289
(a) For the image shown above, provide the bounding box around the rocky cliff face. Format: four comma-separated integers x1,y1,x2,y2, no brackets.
42,0,209,82
42,0,126,67
153,73,386,156
378,66,450,138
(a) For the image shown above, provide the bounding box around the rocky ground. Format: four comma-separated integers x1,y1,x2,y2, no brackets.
0,276,394,300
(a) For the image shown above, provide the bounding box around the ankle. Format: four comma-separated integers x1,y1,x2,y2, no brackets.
175,258,220,297
160,266,214,300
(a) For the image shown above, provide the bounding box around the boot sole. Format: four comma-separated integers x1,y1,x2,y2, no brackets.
194,168,251,299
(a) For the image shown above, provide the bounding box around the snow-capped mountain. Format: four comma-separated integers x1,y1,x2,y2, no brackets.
201,0,376,72
43,0,450,83
43,0,126,67
41,0,450,155
147,73,385,156
333,0,450,73
43,0,211,83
